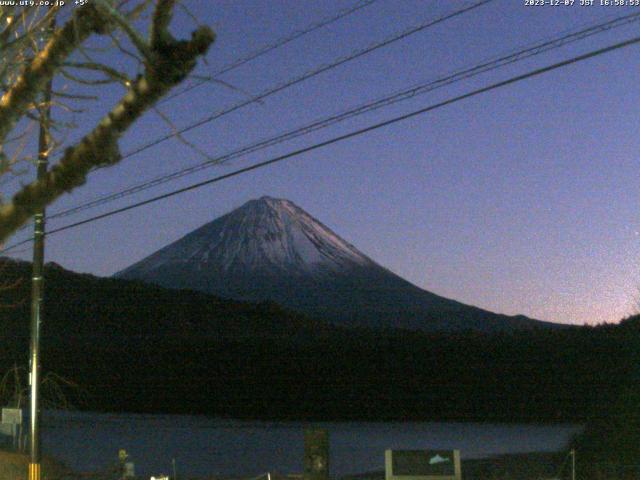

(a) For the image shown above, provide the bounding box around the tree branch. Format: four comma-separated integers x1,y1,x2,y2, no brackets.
0,23,215,243
94,0,154,63
0,4,110,146
150,0,175,47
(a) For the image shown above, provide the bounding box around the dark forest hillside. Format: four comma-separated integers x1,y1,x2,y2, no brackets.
0,257,638,425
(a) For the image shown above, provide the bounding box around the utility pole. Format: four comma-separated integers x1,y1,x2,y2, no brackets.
29,18,54,480
571,448,576,480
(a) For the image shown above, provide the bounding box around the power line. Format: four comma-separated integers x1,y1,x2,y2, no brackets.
3,32,639,255
11,0,492,233
104,0,495,164
46,10,640,222
0,0,380,194
21,0,494,227
160,0,381,105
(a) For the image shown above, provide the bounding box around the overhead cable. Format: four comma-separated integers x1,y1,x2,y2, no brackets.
3,32,639,254
46,10,640,222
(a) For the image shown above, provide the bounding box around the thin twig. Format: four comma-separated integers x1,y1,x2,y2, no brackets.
152,105,218,162
94,0,153,62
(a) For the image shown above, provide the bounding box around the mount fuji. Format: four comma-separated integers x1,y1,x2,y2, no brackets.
115,196,556,332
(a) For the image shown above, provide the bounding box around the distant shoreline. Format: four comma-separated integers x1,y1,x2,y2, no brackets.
38,407,587,427
33,411,581,479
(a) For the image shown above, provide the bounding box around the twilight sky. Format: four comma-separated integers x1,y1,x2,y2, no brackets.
6,0,640,326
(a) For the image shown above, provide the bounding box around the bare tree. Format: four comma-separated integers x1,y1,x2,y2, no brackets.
0,0,215,244
0,364,84,411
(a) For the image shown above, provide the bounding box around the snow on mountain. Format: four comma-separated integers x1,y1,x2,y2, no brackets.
117,196,373,278
116,196,558,332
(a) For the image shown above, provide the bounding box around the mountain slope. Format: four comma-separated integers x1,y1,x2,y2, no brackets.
0,257,332,347
1,257,632,423
116,196,557,332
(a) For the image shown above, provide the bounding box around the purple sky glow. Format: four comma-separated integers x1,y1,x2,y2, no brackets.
6,0,640,326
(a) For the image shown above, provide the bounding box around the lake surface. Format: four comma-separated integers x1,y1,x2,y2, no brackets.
39,411,582,478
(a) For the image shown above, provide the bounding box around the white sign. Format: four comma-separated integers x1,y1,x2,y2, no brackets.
123,462,135,478
1,408,22,425
385,449,462,480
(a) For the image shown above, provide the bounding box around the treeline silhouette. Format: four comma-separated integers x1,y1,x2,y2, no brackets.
2,257,640,475
1,257,638,423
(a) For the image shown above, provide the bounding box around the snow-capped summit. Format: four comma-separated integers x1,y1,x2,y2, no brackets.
117,196,373,279
116,197,557,332
207,195,373,272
